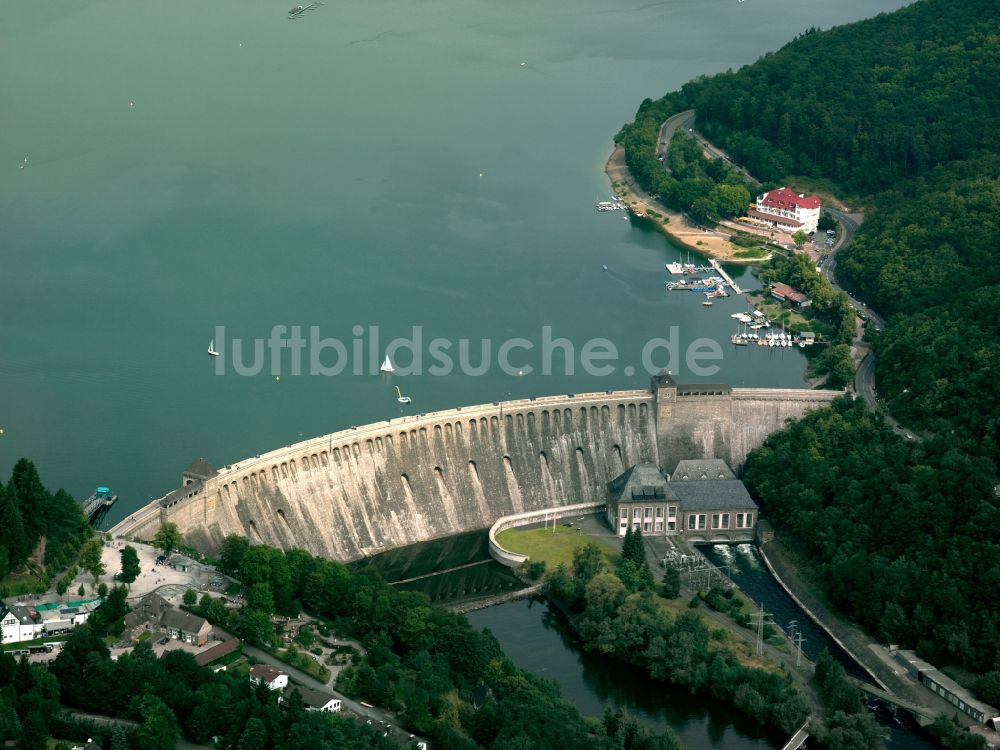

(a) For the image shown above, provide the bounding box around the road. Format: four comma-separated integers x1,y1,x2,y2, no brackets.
820,208,921,439
656,109,696,165
240,643,425,747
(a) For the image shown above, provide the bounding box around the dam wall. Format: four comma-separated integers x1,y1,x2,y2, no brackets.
165,390,658,561
117,375,841,562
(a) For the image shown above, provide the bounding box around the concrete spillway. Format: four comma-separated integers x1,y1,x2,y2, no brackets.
113,375,840,562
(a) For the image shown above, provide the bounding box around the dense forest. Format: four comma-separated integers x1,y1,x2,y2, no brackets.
614,0,1000,685
744,398,1000,675
615,0,1000,466
0,460,92,588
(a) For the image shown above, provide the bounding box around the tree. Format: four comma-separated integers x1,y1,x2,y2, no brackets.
152,523,182,556
792,230,808,248
137,694,179,750
110,726,129,750
182,588,197,607
77,584,85,596
237,717,267,750
246,582,274,614
98,582,108,597
119,545,141,584
818,212,837,232
0,487,29,570
662,566,682,598
218,535,250,576
78,538,106,584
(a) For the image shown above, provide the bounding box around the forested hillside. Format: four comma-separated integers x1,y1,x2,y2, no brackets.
744,398,1000,674
615,0,1000,464
0,459,92,585
614,0,1000,679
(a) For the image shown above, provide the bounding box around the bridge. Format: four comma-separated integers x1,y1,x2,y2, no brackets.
848,678,937,726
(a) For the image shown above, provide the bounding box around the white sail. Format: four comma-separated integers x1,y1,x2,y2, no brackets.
208,340,220,357
380,354,394,373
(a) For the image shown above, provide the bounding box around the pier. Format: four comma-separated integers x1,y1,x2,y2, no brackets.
709,258,743,294
82,487,118,528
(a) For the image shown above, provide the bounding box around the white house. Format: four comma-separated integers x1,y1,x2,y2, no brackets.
249,664,289,691
1,605,37,644
287,685,342,713
748,186,821,234
2,599,103,644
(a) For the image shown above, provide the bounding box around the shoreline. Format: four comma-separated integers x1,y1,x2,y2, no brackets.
604,145,765,264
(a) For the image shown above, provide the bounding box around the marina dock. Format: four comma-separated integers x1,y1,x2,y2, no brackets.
709,258,742,294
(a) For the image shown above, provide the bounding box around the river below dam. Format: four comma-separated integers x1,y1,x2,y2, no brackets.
362,531,939,750
0,0,913,519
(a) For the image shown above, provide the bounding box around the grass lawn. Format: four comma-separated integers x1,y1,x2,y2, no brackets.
495,526,619,572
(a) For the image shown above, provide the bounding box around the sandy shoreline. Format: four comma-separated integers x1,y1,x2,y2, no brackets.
604,144,769,264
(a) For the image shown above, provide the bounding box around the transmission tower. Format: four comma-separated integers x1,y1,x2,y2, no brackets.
753,603,773,657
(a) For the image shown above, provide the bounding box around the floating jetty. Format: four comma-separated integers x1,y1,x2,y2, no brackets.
597,197,626,212
82,486,118,528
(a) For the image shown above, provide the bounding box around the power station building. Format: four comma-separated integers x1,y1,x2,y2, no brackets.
606,460,758,542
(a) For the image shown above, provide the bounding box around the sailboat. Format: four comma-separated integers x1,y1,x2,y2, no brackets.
380,354,394,373
395,385,411,404
207,340,220,357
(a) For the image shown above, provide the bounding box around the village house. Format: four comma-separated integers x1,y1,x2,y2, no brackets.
249,664,289,691
2,598,103,644
606,461,759,542
123,592,212,645
770,281,812,309
161,608,212,646
284,685,342,713
748,186,821,234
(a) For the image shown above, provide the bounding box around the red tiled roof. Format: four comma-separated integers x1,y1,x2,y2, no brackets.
195,638,239,666
747,208,803,227
771,282,809,303
758,187,820,211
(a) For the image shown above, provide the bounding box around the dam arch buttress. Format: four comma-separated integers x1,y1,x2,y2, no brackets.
120,376,839,561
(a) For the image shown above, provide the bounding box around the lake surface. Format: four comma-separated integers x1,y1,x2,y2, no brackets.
0,0,912,518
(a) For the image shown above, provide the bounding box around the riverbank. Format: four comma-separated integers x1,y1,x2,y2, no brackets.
605,145,762,263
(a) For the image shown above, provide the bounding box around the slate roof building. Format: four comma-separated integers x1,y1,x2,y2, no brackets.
284,685,342,712
606,462,759,542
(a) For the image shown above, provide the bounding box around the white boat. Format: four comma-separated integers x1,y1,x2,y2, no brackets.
395,385,411,404
208,340,220,357
380,355,394,373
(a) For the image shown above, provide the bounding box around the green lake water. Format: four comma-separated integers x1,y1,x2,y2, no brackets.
0,0,910,519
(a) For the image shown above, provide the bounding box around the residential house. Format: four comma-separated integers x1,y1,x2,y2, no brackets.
1,605,36,644
285,685,342,713
123,593,172,641
770,282,812,309
2,598,103,644
160,608,212,646
249,664,289,691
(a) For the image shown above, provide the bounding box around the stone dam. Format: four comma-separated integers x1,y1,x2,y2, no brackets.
113,374,840,561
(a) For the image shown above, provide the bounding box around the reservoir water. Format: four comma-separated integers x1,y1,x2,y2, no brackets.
1,0,911,518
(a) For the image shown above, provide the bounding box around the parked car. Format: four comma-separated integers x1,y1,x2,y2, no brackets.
159,637,170,645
